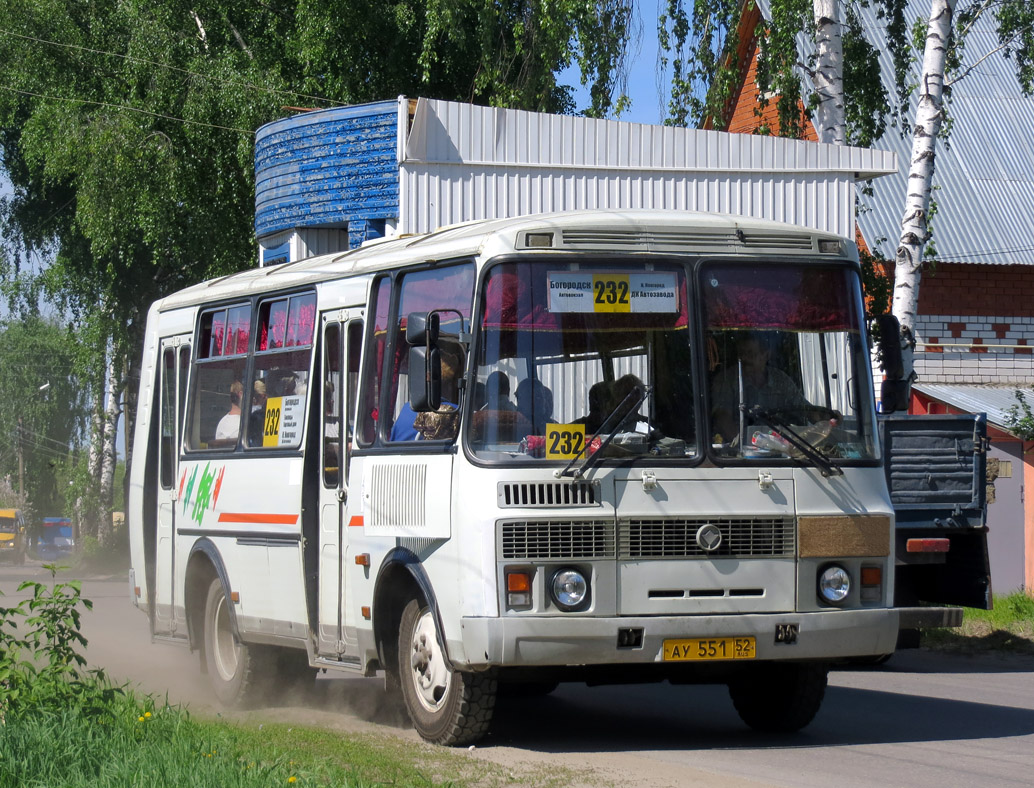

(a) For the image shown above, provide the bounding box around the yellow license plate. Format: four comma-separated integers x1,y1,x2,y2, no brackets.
663,636,756,661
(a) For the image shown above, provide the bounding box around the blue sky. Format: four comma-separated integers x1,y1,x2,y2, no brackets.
567,6,668,126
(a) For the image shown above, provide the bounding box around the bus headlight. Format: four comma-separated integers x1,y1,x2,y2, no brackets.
551,568,589,611
818,564,851,605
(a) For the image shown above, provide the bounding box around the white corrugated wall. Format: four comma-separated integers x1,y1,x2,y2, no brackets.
398,98,895,239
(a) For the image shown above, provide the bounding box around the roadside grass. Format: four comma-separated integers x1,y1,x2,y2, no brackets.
922,591,1034,655
0,569,571,788
0,697,515,787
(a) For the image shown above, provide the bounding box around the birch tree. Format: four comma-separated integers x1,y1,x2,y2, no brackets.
890,0,956,386
812,0,846,145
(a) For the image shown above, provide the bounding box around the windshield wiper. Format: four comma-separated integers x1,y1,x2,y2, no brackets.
747,406,843,478
559,385,649,478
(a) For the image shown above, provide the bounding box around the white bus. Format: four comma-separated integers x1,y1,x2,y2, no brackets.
128,210,901,745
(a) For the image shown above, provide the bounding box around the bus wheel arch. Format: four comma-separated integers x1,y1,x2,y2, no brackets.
372,549,443,679
185,539,231,663
373,549,497,745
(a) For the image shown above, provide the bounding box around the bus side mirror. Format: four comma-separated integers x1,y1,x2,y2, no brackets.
406,311,439,347
874,314,904,379
880,379,910,414
409,346,442,412
407,312,442,411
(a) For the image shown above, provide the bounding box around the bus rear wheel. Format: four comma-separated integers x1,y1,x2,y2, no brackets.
203,577,273,707
728,662,828,732
397,598,497,745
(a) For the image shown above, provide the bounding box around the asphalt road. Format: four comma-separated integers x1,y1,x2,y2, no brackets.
4,560,1034,788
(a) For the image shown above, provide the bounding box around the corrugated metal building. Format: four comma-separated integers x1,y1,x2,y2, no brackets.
254,96,895,266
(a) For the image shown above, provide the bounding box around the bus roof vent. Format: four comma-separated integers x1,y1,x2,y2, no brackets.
558,229,814,252
497,481,599,508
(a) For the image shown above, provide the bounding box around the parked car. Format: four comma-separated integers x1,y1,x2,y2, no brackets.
37,517,74,561
0,508,27,564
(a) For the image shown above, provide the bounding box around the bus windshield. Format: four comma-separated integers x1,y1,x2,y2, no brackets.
702,261,877,463
469,259,696,462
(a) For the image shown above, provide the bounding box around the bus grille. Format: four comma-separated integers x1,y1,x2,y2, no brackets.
498,481,598,507
501,520,615,559
619,517,796,559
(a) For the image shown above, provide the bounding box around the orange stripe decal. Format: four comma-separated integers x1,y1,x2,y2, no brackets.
348,515,364,528
218,513,299,525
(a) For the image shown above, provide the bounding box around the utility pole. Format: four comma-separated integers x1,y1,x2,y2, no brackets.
17,416,24,497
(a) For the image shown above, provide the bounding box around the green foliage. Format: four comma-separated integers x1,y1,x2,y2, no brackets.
923,591,1034,654
992,0,1034,92
842,3,889,147
859,246,893,319
0,567,115,716
0,316,88,516
1005,389,1034,440
0,1,634,454
659,0,742,128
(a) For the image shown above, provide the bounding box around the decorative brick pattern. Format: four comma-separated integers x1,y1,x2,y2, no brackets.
912,314,1034,383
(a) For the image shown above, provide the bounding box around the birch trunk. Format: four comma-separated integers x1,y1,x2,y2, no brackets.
891,0,956,384
98,351,121,544
77,403,104,540
812,0,846,145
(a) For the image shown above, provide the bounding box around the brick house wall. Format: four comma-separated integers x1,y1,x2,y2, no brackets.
911,263,1034,384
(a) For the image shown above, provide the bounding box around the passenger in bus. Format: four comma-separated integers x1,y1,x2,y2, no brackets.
610,374,648,432
574,380,610,434
214,381,243,442
247,379,267,447
515,378,554,432
391,349,462,441
413,349,463,440
711,333,830,442
479,371,515,411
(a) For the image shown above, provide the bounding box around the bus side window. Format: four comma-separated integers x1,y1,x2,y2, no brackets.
387,263,475,443
323,323,341,487
249,293,316,450
357,277,390,446
159,348,176,488
187,305,250,451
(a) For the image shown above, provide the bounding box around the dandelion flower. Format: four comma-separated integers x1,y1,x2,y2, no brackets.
144,712,152,719
288,777,297,784
138,716,145,722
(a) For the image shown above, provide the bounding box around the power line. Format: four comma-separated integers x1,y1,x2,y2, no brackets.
0,27,342,108
0,84,253,134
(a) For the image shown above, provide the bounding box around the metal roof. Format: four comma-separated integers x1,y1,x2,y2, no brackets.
850,2,1034,265
913,382,1031,432
754,0,1034,265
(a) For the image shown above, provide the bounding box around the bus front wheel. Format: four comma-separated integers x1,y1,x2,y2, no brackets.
728,662,828,732
203,577,273,707
397,598,497,745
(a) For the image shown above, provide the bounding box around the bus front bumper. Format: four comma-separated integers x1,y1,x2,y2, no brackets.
456,608,899,668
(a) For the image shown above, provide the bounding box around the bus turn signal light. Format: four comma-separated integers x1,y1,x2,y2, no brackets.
860,567,882,586
506,570,532,608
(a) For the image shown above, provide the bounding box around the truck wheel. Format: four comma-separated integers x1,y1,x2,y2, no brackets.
203,578,273,707
397,598,497,745
728,662,828,732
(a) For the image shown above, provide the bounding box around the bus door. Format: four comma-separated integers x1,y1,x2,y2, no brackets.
155,337,190,636
317,314,363,657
